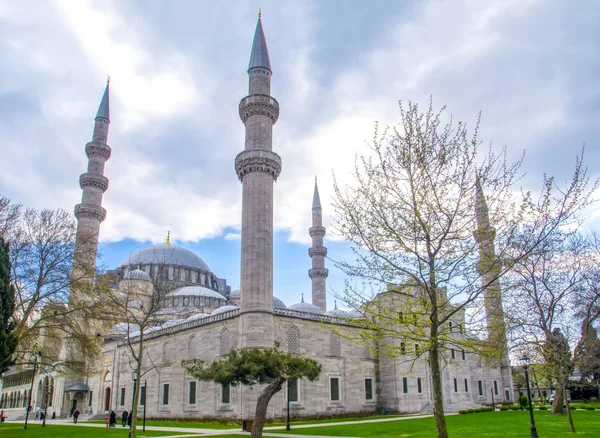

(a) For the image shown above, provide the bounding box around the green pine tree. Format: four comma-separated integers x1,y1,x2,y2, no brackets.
0,236,17,373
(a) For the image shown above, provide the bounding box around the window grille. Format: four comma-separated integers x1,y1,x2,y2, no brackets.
287,325,300,353
220,328,231,355
329,333,341,356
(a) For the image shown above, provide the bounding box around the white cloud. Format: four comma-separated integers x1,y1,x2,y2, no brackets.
224,233,241,241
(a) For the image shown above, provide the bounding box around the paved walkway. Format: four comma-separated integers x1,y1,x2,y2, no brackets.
5,413,456,437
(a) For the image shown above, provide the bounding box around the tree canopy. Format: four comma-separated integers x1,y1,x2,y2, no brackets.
0,236,17,373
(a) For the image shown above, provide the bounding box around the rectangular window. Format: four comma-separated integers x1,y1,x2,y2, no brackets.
451,349,455,359
417,378,423,394
449,321,453,332
365,379,373,400
494,380,498,396
462,350,466,360
120,387,125,406
288,379,298,402
464,379,469,392
398,312,404,323
88,391,93,406
403,377,408,394
221,384,230,404
140,385,146,407
162,384,170,405
478,381,483,396
505,390,510,401
330,378,340,401
453,378,458,392
400,342,406,354
414,343,419,354
188,381,196,405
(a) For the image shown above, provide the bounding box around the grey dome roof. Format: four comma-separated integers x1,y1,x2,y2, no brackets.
273,296,287,309
167,285,225,300
230,288,240,299
124,269,151,282
121,244,211,272
289,301,323,314
326,308,351,318
186,313,209,321
211,305,239,316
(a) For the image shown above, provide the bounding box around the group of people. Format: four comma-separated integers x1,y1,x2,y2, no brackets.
107,409,132,428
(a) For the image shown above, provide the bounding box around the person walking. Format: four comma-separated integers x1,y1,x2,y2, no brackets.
121,409,128,427
109,410,117,428
127,410,132,427
73,408,80,424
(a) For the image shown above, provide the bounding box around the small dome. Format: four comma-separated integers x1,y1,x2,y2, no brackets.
289,301,323,315
163,318,186,327
210,305,239,316
186,313,209,321
167,286,226,300
273,296,287,309
124,269,151,282
108,322,138,336
230,289,241,299
326,308,351,318
121,244,211,272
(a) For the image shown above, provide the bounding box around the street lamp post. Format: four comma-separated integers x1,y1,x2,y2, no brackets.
520,355,539,438
23,350,41,430
143,380,147,432
286,380,291,431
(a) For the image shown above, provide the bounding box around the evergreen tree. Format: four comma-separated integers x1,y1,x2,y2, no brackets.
0,236,17,373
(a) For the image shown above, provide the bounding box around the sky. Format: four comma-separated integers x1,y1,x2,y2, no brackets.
1,0,599,308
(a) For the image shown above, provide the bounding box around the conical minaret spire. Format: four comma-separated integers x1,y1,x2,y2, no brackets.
236,13,281,348
309,177,328,312
73,80,112,274
473,172,512,399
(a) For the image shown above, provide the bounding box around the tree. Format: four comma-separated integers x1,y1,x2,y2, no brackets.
0,236,17,373
331,99,596,438
185,348,322,438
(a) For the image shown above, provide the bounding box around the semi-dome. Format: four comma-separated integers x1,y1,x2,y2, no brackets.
273,296,287,309
229,289,240,299
166,285,226,300
124,269,151,282
121,244,211,272
289,301,323,315
186,313,209,321
326,308,351,318
210,305,239,316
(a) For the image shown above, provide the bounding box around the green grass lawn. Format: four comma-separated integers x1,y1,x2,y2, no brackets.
0,423,188,437
281,411,600,437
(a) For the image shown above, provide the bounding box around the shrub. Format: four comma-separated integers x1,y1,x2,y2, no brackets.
459,410,468,415
570,405,577,410
510,406,521,411
518,395,529,409
586,406,596,411
500,406,509,411
538,406,548,411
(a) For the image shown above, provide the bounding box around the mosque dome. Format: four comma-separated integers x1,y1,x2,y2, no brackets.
210,305,239,316
326,308,351,318
186,313,209,321
229,289,240,299
167,286,226,300
273,296,287,309
289,301,323,315
124,268,151,282
121,244,211,272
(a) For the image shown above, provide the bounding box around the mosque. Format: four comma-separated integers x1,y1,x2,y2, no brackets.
0,14,512,420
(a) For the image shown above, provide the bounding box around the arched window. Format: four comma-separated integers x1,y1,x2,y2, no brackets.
188,335,198,359
220,328,231,355
329,333,341,356
287,325,300,353
163,341,170,364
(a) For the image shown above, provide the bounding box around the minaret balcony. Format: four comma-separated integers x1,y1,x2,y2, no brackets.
79,173,109,192
309,226,326,238
309,268,329,279
308,247,328,257
239,94,280,124
235,149,282,181
85,141,112,160
74,203,107,222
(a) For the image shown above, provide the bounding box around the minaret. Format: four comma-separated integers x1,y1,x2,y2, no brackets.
309,178,328,312
236,12,281,348
73,80,111,276
473,173,512,398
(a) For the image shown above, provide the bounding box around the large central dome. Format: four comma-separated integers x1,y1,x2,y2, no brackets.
120,244,211,272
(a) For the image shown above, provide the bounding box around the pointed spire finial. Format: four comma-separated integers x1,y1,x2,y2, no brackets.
248,11,272,73
301,293,305,303
334,300,338,309
106,74,111,84
166,231,171,246
312,177,322,210
258,8,262,18
95,81,110,121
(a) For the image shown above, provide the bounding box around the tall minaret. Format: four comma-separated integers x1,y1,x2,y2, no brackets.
236,12,281,348
473,173,512,398
73,80,111,276
309,178,328,312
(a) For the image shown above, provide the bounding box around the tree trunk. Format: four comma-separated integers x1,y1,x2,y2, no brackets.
429,338,448,438
130,336,144,438
551,381,565,415
251,377,285,438
564,384,575,433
